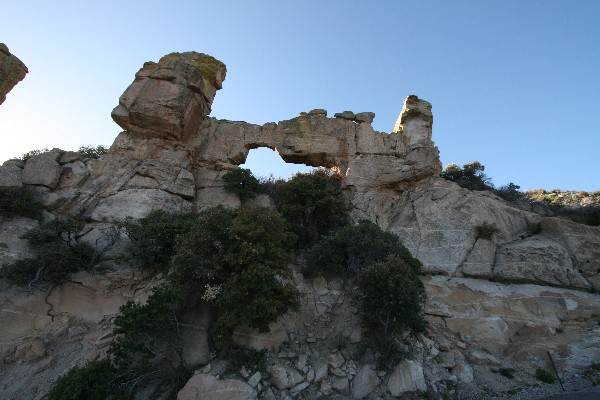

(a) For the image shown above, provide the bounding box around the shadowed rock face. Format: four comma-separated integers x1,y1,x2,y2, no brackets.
0,44,28,105
0,50,599,399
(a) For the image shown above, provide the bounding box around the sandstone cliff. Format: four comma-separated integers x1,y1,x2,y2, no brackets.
0,51,598,400
0,44,28,105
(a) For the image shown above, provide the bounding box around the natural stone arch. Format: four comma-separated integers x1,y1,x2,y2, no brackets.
239,146,313,180
39,51,440,220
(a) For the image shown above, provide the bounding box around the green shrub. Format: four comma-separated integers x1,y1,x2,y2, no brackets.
355,257,427,360
0,217,97,286
494,182,523,202
169,206,238,286
499,368,515,379
110,284,182,370
77,145,107,159
441,161,493,191
118,210,197,272
535,367,556,384
211,264,299,347
308,220,421,276
225,346,266,372
222,168,262,201
0,186,43,219
47,359,129,400
171,206,300,347
273,168,348,246
19,148,49,162
475,222,500,240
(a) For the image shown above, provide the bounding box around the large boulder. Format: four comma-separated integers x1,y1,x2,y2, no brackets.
352,365,379,399
540,217,600,290
0,160,24,187
268,364,304,390
112,52,226,140
425,276,600,373
21,150,63,189
387,359,427,396
177,373,256,400
494,236,590,289
0,43,28,105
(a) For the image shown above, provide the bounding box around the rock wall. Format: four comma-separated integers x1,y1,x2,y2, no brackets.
0,44,28,105
0,51,599,399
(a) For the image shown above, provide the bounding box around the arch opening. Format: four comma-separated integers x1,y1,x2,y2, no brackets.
239,147,313,181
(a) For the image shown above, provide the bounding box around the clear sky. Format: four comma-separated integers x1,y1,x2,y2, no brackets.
1,1,598,191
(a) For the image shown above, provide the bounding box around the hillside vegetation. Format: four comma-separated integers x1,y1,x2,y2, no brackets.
43,168,426,399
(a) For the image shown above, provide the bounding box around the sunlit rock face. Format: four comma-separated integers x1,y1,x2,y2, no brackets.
1,51,442,221
0,43,28,105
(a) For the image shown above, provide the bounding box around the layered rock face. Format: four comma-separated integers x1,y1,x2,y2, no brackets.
1,51,599,399
0,44,28,105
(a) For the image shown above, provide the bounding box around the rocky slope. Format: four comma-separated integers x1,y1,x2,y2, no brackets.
0,51,598,400
0,43,28,105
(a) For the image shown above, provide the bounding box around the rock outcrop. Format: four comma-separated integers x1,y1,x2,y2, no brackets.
0,51,599,399
0,44,28,105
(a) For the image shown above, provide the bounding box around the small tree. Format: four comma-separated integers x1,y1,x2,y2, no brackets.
273,168,348,246
47,359,128,400
170,206,300,347
222,168,262,201
77,145,108,159
211,264,299,347
0,217,99,287
495,182,523,201
441,161,492,191
308,220,421,276
0,186,43,219
355,257,427,361
110,284,183,371
118,210,197,272
19,148,49,162
169,206,237,287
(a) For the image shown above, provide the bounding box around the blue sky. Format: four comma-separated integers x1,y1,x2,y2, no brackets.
1,1,598,190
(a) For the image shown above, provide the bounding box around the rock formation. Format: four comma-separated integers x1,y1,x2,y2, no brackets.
0,43,28,105
0,51,599,399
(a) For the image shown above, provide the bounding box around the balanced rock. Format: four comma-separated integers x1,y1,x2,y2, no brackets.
111,52,226,140
334,111,355,120
0,43,28,105
309,108,327,116
354,112,375,124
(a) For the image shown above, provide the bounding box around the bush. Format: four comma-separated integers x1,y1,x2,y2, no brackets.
499,368,515,379
475,222,500,240
169,206,238,286
47,359,129,400
441,161,493,191
171,206,300,347
0,217,97,286
211,264,300,347
535,367,556,384
355,257,427,360
110,284,183,371
118,210,197,272
494,182,523,201
273,168,348,246
19,148,49,162
0,186,43,219
77,145,107,159
222,168,262,201
308,220,421,276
